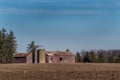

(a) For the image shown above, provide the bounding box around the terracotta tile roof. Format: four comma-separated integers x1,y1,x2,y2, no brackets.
46,51,74,56
14,53,32,57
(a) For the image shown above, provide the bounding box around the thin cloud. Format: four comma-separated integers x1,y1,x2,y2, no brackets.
29,0,57,3
0,8,113,15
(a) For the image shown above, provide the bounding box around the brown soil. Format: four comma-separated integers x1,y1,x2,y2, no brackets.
0,63,119,80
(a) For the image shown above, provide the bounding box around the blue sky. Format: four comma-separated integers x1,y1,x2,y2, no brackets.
0,0,120,53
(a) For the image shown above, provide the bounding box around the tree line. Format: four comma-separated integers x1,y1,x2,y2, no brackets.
76,49,120,63
0,28,120,63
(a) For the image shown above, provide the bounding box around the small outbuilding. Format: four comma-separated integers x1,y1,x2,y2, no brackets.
14,53,32,63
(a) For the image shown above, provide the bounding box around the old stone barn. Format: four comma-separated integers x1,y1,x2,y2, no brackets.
14,49,75,64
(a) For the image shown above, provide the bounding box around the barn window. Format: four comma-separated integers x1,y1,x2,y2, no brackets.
51,58,53,61
60,58,62,61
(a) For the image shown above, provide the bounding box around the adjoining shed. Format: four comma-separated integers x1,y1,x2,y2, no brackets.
14,53,32,63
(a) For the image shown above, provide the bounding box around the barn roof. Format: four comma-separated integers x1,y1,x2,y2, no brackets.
46,51,74,56
14,53,32,58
